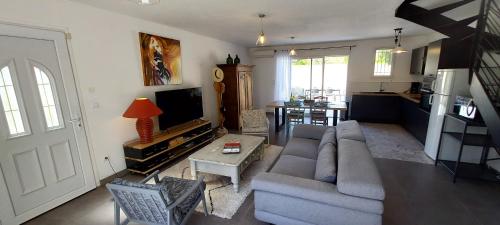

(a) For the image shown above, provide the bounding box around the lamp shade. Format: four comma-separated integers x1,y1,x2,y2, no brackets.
392,46,408,54
123,98,162,118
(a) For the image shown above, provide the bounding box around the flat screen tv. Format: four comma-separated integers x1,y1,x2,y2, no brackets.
155,88,203,130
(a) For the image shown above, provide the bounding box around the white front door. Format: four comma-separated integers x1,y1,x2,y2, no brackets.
0,24,96,225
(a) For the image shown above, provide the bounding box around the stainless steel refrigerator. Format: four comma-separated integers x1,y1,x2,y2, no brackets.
424,69,471,160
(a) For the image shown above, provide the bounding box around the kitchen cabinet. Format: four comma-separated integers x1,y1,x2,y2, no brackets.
351,93,430,144
410,46,427,75
424,38,473,75
400,98,430,144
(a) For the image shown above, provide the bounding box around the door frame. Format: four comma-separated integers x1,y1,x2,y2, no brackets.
0,21,99,225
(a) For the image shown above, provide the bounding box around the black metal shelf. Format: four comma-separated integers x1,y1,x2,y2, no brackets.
442,132,490,146
445,113,486,126
435,113,493,183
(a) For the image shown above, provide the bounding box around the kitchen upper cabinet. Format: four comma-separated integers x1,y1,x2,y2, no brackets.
410,46,427,75
217,64,254,130
424,38,474,75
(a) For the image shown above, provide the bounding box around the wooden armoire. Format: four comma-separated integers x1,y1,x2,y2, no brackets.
217,64,254,130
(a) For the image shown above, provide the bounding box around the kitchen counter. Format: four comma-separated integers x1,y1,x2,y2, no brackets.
351,92,429,144
352,92,421,104
399,93,421,104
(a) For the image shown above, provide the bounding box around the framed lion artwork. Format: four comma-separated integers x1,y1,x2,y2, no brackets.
139,32,182,86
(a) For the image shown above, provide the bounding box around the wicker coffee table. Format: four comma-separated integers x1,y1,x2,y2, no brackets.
188,134,265,192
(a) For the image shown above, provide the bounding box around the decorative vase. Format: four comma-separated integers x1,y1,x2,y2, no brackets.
234,55,240,64
226,54,233,64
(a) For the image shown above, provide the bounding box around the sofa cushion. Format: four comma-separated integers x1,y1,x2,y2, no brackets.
281,138,320,160
336,120,366,142
318,128,336,149
314,143,337,183
292,124,328,140
337,139,385,200
270,155,316,179
252,173,385,215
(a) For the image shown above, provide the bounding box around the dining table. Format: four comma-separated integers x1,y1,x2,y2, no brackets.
266,100,349,132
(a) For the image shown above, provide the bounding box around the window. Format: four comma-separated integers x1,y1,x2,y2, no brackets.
373,49,393,76
291,56,349,102
0,65,28,137
33,65,62,129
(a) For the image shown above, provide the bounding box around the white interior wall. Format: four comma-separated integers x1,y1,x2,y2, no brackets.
0,0,249,180
250,33,446,109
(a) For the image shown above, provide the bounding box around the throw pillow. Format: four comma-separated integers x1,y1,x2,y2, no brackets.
314,143,337,183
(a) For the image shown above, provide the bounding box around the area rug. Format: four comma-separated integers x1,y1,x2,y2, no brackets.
359,122,433,165
158,145,283,219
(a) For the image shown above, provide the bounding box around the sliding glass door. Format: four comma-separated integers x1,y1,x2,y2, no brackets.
291,56,349,102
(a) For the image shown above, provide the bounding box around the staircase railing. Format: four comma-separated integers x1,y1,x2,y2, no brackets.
470,0,500,149
471,0,500,110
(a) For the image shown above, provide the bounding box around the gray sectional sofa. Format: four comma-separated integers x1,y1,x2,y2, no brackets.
251,121,385,225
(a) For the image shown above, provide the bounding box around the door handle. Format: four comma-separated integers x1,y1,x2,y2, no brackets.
69,117,82,127
429,95,434,105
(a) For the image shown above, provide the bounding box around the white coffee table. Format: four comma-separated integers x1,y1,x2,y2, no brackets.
188,134,265,192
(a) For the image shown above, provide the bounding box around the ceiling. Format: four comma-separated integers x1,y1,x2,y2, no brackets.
71,0,476,47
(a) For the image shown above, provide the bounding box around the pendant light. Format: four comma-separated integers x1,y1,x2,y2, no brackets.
256,14,266,46
393,28,408,54
289,37,297,56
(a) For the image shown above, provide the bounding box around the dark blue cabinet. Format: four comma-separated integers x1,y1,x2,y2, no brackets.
351,94,430,144
350,95,401,123
400,98,430,144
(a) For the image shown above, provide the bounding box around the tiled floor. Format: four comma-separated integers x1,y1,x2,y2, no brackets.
24,115,500,225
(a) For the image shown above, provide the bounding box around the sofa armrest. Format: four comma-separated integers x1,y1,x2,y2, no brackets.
292,124,328,140
251,172,383,214
337,139,385,200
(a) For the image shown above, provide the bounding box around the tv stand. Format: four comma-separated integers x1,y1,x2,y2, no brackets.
123,119,213,175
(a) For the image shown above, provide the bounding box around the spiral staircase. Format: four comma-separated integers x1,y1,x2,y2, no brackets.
396,0,500,170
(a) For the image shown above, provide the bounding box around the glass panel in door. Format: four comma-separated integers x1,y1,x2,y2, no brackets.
324,56,349,102
291,59,311,100
311,58,323,100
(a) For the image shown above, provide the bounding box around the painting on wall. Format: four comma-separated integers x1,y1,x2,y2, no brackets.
139,32,182,86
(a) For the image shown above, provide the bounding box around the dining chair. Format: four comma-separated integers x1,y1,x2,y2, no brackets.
332,90,341,102
311,89,321,99
311,103,328,126
285,102,305,125
314,96,328,103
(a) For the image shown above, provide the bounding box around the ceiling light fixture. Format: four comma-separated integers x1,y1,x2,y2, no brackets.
131,0,160,5
256,14,266,46
289,37,297,56
393,28,408,54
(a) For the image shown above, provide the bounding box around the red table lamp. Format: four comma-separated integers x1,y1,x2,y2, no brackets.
123,98,163,144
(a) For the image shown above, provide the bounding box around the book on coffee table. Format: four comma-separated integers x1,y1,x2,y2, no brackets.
223,141,241,154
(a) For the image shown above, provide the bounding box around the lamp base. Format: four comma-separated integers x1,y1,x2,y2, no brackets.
136,118,154,144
